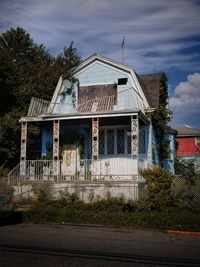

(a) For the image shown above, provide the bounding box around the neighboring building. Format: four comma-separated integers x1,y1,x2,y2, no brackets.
7,54,175,200
176,126,200,172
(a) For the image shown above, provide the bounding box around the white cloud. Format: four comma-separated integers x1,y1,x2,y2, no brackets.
0,0,200,128
170,73,200,127
0,0,200,73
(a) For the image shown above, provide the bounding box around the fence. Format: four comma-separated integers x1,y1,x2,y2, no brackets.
171,175,200,206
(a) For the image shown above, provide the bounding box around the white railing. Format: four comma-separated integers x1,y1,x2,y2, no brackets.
7,163,21,185
25,160,56,181
27,97,50,117
7,158,145,185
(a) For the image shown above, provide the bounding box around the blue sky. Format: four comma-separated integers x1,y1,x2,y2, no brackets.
0,0,200,129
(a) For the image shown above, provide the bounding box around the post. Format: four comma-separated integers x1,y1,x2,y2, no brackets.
92,118,99,160
20,121,27,176
131,115,139,157
53,120,60,176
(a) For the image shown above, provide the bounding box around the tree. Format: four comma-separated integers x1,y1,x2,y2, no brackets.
0,27,81,172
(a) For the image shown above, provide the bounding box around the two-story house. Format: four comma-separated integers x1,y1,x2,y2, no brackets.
8,54,175,200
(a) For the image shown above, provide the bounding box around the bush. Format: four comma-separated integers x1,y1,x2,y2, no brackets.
140,167,174,211
0,180,15,212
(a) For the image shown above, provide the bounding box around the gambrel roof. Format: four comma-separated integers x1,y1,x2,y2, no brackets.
138,73,162,109
73,54,162,109
72,53,150,108
21,54,163,122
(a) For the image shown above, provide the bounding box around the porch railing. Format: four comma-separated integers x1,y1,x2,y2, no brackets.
7,159,145,185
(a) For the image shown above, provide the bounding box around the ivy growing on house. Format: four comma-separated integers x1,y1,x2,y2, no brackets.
148,73,173,165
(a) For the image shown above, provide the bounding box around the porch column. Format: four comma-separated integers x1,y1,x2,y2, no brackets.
92,117,99,160
53,120,60,175
131,115,139,158
20,121,27,176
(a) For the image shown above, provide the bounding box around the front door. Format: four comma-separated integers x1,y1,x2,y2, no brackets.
61,144,77,175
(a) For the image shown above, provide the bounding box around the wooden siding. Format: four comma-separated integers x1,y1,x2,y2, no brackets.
177,136,200,156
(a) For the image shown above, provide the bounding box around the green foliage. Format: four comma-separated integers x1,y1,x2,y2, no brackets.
0,180,14,197
140,167,174,211
151,73,172,132
0,27,81,170
173,159,200,206
36,185,51,202
175,159,198,184
0,180,15,212
148,73,173,164
22,198,200,231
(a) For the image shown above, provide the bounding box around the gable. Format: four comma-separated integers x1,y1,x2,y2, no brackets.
75,61,129,86
74,60,149,112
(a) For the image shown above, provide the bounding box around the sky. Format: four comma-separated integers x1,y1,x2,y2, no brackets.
0,0,200,129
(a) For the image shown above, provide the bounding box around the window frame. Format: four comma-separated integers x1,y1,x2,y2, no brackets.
195,137,200,146
99,126,130,156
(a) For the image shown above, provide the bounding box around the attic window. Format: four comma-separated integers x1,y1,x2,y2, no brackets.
118,78,127,85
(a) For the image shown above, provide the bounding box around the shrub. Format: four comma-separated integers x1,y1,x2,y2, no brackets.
140,167,174,211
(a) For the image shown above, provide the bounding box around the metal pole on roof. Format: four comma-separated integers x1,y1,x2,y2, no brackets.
121,36,125,64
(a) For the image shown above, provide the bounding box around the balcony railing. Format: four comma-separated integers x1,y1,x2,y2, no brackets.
27,97,50,117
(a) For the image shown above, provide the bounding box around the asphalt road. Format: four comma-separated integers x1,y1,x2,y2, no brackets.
0,224,200,266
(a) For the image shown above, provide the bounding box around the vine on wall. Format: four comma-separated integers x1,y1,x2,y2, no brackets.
148,73,173,165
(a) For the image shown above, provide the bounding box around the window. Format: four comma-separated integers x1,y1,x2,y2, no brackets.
196,137,200,145
99,128,130,155
99,127,146,156
99,130,105,154
107,130,114,154
117,129,125,153
118,78,128,85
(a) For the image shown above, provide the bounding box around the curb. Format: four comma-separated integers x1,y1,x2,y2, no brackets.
166,230,200,236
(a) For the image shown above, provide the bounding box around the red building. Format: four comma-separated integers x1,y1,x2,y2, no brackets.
176,126,200,158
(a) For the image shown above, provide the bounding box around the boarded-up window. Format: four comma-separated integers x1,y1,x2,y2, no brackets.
78,84,117,105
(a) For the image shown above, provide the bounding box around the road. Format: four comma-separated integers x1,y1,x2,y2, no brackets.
0,224,200,266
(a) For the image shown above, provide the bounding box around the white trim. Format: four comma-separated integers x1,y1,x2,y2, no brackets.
49,76,64,113
195,137,200,146
20,111,138,122
79,82,115,87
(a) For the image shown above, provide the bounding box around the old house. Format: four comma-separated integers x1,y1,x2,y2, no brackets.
8,54,175,200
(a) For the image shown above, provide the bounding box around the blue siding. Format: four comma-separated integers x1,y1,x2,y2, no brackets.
162,132,176,174
77,62,138,110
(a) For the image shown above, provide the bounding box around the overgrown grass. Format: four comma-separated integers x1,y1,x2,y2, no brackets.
22,198,200,231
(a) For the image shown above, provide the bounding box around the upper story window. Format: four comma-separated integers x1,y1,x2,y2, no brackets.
118,78,128,85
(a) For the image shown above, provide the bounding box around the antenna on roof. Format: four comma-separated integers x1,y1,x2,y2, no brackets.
121,35,125,63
